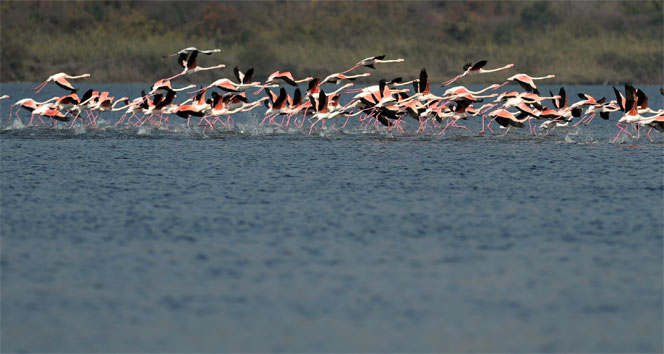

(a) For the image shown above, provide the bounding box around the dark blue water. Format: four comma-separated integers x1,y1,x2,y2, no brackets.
1,83,663,352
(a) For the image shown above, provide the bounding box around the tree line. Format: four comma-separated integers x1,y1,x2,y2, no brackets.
1,1,662,84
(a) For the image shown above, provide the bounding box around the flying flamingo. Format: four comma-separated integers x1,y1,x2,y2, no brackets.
261,87,291,126
150,79,196,95
9,97,59,124
30,104,69,125
308,91,346,134
321,72,371,85
341,55,405,74
441,60,514,86
204,93,267,129
252,71,313,94
34,72,91,94
173,89,212,127
167,50,225,80
612,85,643,143
496,73,556,94
188,67,267,94
571,93,607,126
233,66,255,85
162,47,221,58
638,111,664,142
114,91,152,127
137,90,177,127
485,109,529,134
195,77,275,95
442,84,501,98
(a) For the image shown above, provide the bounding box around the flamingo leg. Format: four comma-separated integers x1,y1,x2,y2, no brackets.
33,81,49,94
308,119,320,135
487,117,496,134
611,123,631,143
573,114,587,127
436,120,454,136
340,64,360,74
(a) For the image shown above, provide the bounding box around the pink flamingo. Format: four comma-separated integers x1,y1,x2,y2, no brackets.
441,60,514,86
10,97,59,124
341,55,405,74
496,73,556,94
162,47,221,58
34,72,91,94
167,50,225,80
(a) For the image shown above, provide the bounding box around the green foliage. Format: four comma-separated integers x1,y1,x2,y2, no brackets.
0,0,661,84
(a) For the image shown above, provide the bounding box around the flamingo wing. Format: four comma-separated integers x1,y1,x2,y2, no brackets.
54,77,76,92
243,68,254,83
215,80,240,92
274,88,288,109
233,66,243,83
514,77,537,93
186,50,199,70
636,89,649,109
177,53,188,69
471,60,488,71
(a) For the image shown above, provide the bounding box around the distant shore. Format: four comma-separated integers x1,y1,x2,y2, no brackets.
1,1,662,84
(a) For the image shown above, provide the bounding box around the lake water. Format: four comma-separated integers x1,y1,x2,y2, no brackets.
1,83,662,352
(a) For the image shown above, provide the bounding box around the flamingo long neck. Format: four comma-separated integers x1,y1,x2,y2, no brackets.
174,84,197,92
346,73,371,80
199,64,226,71
480,65,513,73
376,59,405,64
67,74,90,80
531,75,555,80
474,85,499,95
474,93,499,99
393,80,417,88
331,83,353,95
38,97,60,105
111,100,131,111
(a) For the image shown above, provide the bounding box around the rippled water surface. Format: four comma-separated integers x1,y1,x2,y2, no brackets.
1,83,663,352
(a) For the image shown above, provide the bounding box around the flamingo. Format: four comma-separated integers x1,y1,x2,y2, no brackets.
486,109,529,134
167,50,225,80
197,77,274,94
442,84,501,98
0,95,9,100
150,79,196,95
137,90,178,127
233,66,255,85
496,73,556,94
321,72,371,85
570,93,608,126
341,55,405,74
162,47,221,58
188,67,267,94
401,68,444,104
441,60,515,86
308,91,346,133
612,85,643,143
33,72,91,94
252,71,313,94
31,104,69,125
174,89,212,127
638,111,664,142
10,97,59,124
114,91,152,127
262,87,291,124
